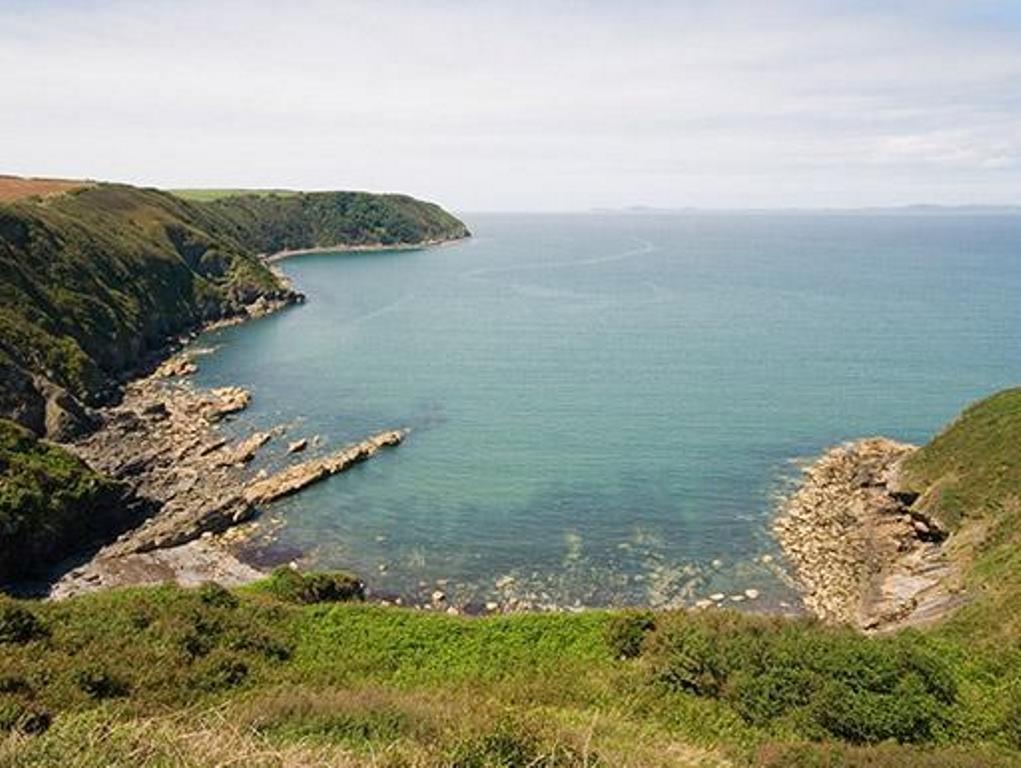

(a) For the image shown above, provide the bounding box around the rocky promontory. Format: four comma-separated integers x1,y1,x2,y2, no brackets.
774,438,964,631
50,355,406,598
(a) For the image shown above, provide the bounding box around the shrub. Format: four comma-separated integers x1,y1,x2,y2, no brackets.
192,650,249,692
604,610,656,659
73,666,129,700
0,598,45,644
260,567,364,604
447,718,598,768
644,612,957,743
197,582,239,610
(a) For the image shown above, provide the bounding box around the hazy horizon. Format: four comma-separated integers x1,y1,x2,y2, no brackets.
3,1,1021,212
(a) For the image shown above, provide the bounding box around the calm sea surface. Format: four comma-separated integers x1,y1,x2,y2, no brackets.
194,213,1021,610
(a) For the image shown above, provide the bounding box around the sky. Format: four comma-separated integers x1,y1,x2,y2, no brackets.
2,0,1021,211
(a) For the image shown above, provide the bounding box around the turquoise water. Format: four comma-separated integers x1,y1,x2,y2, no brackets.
194,213,1021,610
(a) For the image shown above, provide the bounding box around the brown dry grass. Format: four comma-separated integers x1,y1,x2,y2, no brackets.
0,175,91,202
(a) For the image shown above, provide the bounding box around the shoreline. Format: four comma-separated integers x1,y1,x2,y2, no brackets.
40,236,467,599
262,234,470,264
26,229,951,626
50,352,407,599
774,437,965,631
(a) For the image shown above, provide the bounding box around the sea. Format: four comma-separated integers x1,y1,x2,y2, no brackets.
192,212,1021,611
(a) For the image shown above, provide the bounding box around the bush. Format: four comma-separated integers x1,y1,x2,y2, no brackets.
644,612,957,743
260,567,364,604
73,666,129,700
197,582,239,610
0,598,46,644
192,649,249,692
446,717,598,768
604,610,655,659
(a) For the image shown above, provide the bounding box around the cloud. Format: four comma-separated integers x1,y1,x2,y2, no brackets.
1,0,1020,209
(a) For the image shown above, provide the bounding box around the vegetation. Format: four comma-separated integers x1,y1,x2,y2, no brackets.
899,388,1021,646
0,573,1020,766
192,189,470,254
0,181,469,439
170,188,300,202
0,419,128,581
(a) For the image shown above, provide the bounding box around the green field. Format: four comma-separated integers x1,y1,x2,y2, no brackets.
170,189,300,202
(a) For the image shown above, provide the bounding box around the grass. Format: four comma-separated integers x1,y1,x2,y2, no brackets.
1,568,1020,766
170,188,300,202
899,388,1021,646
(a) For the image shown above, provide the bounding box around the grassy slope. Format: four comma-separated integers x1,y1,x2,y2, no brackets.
900,388,1021,645
0,570,1020,765
0,184,287,426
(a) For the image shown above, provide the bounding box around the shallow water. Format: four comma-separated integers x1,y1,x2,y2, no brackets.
193,212,1021,610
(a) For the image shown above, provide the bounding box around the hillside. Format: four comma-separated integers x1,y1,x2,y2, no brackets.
0,181,469,440
898,387,1021,643
0,420,135,582
191,190,470,255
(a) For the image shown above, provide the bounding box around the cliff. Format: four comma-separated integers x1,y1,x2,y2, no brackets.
0,181,469,440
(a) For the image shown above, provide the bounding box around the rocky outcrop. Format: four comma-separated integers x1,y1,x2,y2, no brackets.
224,430,273,465
774,438,960,630
68,377,260,559
243,430,406,505
49,354,407,598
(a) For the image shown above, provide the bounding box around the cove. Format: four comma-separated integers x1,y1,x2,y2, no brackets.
192,212,1021,610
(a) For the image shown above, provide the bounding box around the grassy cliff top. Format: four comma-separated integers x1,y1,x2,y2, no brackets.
900,388,1021,644
170,188,300,201
0,176,93,202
